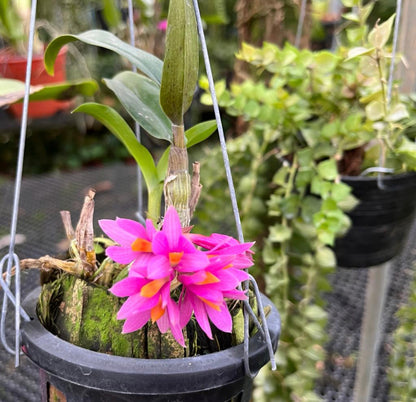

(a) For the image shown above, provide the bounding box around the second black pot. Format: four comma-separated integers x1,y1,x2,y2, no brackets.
334,172,416,267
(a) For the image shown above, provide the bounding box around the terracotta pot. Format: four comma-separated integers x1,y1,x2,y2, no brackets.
0,47,70,118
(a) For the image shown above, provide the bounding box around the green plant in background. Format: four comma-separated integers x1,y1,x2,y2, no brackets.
0,0,42,55
196,1,416,400
44,9,216,224
388,265,416,400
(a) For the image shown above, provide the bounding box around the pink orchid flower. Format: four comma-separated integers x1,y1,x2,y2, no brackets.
99,207,254,346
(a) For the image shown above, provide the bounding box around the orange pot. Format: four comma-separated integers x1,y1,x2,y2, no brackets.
0,47,71,119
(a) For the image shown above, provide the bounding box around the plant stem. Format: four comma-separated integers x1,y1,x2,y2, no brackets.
164,124,191,227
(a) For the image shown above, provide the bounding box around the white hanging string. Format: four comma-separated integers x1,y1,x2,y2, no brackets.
377,0,403,189
191,0,276,377
295,0,308,48
0,0,36,367
127,0,145,225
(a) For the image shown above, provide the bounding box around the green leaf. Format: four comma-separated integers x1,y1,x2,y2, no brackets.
315,247,336,268
331,182,351,202
45,30,163,84
345,46,375,61
269,224,292,243
103,72,172,142
160,0,199,125
0,78,98,107
365,100,385,121
73,103,158,190
313,51,339,73
387,103,409,122
317,159,338,180
368,14,396,49
304,305,328,321
101,0,122,29
185,120,217,148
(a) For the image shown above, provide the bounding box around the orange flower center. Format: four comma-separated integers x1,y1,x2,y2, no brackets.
131,238,152,252
198,296,221,311
169,251,184,267
140,278,167,298
196,272,220,285
150,298,165,322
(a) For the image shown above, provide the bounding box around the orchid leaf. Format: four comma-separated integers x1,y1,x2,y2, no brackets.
185,120,217,148
73,103,159,189
0,78,98,107
160,0,199,125
104,72,172,142
45,30,163,84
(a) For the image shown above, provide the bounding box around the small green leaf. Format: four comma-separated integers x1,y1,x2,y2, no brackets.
314,51,339,73
368,14,396,49
304,305,328,321
185,120,217,148
45,30,163,84
315,247,336,268
160,0,199,125
387,103,409,122
104,72,172,142
73,103,158,190
345,46,375,61
365,100,385,121
317,159,338,180
269,224,292,243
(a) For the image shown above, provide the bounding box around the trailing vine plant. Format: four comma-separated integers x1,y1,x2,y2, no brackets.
196,1,416,399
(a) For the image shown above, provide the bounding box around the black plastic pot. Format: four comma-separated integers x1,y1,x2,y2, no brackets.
334,172,416,267
21,287,280,402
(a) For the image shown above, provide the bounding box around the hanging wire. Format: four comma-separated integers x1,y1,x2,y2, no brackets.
377,0,403,190
191,0,277,377
127,0,145,225
295,0,308,48
0,0,37,367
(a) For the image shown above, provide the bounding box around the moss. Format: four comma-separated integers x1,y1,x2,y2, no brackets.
39,273,146,358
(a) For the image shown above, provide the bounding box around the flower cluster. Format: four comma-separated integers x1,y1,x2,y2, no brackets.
99,206,254,346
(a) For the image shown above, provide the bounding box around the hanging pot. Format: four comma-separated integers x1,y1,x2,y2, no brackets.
21,287,281,402
334,172,416,268
0,47,70,119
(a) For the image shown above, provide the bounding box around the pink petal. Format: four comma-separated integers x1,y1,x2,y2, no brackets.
169,323,185,347
109,276,147,297
225,267,250,283
210,243,255,256
191,288,223,303
99,219,136,246
146,255,172,279
156,311,170,333
206,302,232,333
162,206,181,249
177,235,198,254
193,299,212,339
222,289,248,300
121,311,150,333
178,271,206,286
176,252,209,272
106,245,138,264
116,217,148,239
151,232,169,256
117,293,159,319
145,219,157,239
179,293,193,328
